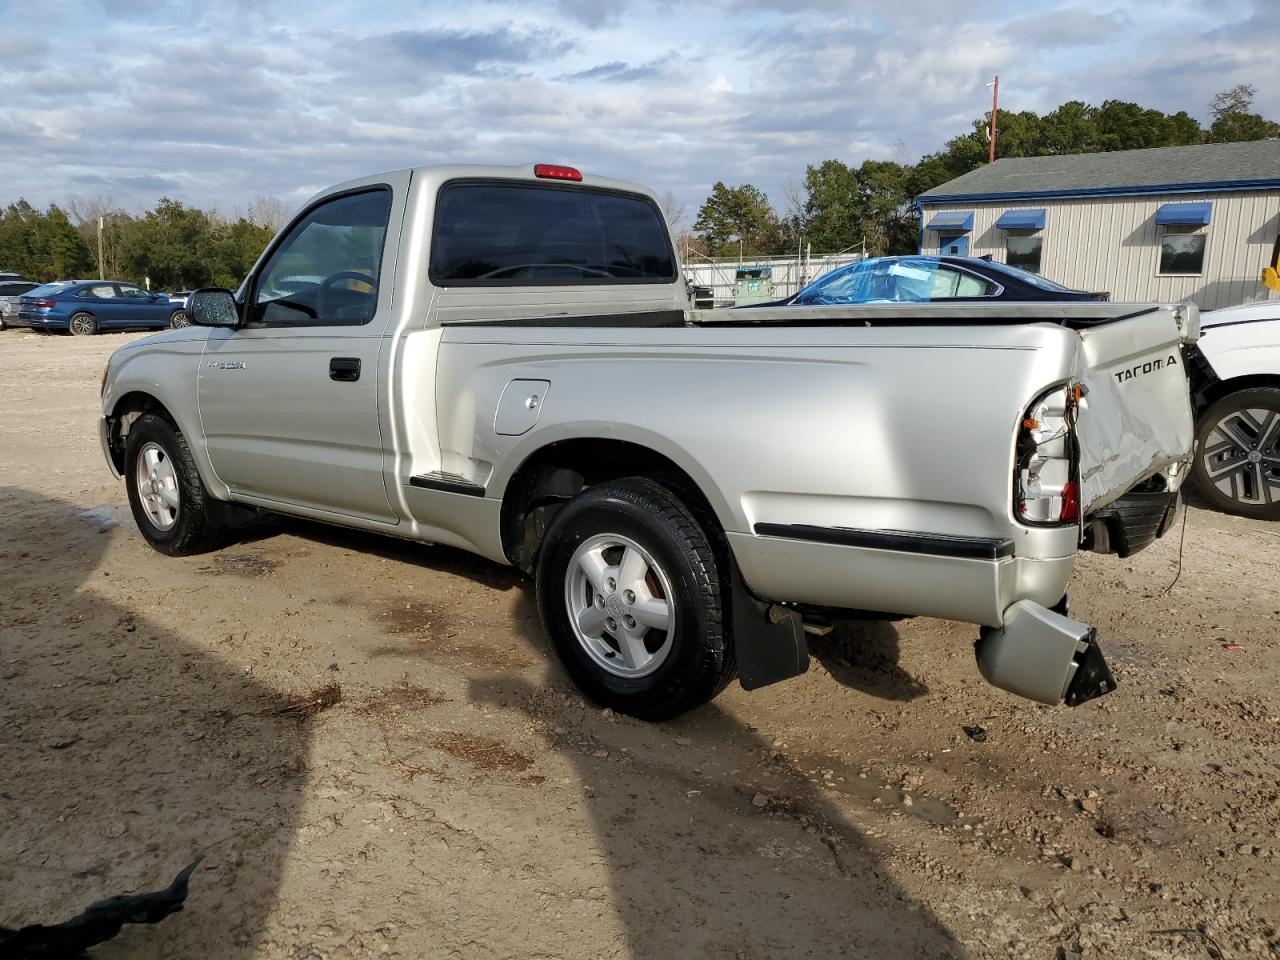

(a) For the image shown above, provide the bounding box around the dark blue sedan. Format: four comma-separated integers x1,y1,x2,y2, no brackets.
760,255,1108,306
16,280,190,335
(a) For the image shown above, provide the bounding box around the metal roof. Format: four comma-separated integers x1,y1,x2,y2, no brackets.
919,140,1280,203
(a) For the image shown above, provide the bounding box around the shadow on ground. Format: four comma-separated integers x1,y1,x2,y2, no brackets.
809,618,929,701
266,515,962,956
0,487,309,957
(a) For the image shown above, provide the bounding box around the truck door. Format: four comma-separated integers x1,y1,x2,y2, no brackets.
197,178,407,523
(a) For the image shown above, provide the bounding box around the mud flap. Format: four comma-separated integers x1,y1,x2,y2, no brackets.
730,561,808,690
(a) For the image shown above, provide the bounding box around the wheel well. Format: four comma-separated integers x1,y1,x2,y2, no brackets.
1198,373,1280,413
500,438,723,574
105,392,173,473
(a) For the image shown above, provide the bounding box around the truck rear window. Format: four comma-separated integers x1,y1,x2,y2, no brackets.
430,181,676,286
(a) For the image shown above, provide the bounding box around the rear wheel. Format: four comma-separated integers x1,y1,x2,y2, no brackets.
1192,387,1280,520
124,414,229,555
534,477,735,720
69,312,97,336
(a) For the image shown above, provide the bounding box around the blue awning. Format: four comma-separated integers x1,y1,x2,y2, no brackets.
1155,202,1212,226
925,210,974,232
995,208,1046,230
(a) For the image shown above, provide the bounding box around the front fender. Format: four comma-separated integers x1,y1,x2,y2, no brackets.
1197,317,1280,383
101,331,228,498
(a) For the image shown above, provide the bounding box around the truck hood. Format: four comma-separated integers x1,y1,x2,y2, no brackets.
1201,300,1280,329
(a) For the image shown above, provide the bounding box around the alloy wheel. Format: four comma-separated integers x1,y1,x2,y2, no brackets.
1201,406,1280,507
134,441,180,531
564,532,676,678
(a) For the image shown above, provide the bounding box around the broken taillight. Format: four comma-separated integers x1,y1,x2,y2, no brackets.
1015,384,1080,526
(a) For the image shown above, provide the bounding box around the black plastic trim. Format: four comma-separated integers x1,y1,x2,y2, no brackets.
408,473,486,497
752,523,1015,561
444,310,686,329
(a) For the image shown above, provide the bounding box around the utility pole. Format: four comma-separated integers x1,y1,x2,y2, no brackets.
987,75,1000,163
97,216,105,278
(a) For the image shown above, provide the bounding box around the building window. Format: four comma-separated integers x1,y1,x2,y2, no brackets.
1006,235,1043,274
1158,232,1207,276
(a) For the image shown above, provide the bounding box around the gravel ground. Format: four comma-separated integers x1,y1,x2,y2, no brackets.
1,328,1277,960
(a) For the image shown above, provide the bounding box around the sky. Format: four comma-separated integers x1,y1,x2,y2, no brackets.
1,0,1278,225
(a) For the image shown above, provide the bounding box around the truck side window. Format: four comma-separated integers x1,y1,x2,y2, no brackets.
249,188,392,328
429,182,676,285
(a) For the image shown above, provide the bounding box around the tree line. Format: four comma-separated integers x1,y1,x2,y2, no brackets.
0,195,286,290
688,85,1280,260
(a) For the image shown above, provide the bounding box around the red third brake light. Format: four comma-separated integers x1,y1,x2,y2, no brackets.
534,163,583,182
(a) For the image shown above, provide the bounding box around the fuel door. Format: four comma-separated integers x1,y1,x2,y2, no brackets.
495,379,550,436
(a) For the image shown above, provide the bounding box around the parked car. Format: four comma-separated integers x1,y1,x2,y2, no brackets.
101,162,1196,720
16,280,190,334
756,255,1108,306
1187,300,1280,520
0,279,40,329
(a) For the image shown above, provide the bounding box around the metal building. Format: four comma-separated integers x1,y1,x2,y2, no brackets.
916,140,1280,309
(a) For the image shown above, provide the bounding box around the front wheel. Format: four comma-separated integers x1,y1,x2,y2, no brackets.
124,414,229,555
169,309,190,328
1192,387,1280,521
69,312,97,336
534,477,736,720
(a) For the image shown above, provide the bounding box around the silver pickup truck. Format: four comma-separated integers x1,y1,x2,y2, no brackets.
99,163,1198,719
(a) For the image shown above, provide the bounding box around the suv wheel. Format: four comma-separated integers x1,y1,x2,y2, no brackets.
169,309,190,328
124,413,229,555
535,477,736,720
69,312,97,336
1192,387,1280,521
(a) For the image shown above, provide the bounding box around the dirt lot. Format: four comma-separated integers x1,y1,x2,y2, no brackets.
1,329,1278,960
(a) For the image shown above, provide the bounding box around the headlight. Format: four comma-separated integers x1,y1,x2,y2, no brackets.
1015,383,1081,525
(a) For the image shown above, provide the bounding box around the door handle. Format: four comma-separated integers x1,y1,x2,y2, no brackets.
329,357,361,382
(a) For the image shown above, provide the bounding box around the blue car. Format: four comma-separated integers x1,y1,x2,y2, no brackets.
16,280,190,335
754,255,1108,307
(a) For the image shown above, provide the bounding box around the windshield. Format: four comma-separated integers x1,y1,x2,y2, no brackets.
977,260,1075,292
26,282,73,298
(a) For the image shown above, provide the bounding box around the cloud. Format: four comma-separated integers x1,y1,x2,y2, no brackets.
0,0,1275,223
559,56,673,83
1005,10,1129,48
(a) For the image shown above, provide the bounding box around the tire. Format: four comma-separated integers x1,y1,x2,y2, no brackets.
169,309,189,329
124,413,229,556
534,477,736,721
69,312,97,336
1191,387,1280,521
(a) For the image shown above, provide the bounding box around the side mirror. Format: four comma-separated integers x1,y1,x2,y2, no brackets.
188,288,240,328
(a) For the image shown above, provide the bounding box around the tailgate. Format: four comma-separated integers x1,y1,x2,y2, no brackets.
1074,303,1199,512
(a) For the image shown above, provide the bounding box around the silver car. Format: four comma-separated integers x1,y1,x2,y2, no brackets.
0,279,40,329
